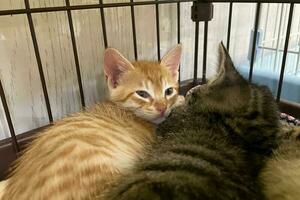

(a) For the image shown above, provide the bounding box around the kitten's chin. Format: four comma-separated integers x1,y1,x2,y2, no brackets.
134,111,166,124
151,117,166,124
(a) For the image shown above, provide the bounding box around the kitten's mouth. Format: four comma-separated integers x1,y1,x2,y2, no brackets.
152,116,166,124
151,112,169,124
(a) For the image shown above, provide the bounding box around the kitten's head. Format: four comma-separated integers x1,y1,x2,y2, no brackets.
103,45,182,124
186,42,277,120
159,42,278,154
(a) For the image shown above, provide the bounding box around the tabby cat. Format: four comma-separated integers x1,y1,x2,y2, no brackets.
260,125,300,200
101,43,279,200
1,45,183,200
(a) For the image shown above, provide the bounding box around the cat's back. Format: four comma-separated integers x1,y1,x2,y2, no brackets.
3,102,156,200
260,126,300,200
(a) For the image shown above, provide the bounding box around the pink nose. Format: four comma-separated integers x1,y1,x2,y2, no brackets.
156,106,167,115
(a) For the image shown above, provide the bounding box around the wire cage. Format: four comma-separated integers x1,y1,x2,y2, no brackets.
0,0,299,178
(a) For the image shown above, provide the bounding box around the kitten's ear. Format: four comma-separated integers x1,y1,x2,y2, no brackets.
216,42,245,83
104,48,134,88
160,44,182,80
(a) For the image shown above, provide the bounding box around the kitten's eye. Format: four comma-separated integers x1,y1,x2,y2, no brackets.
136,90,150,98
165,87,174,96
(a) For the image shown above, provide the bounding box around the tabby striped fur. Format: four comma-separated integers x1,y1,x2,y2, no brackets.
101,43,279,200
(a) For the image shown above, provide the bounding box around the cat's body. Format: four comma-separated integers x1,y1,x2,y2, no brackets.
101,43,279,200
260,126,300,200
0,181,6,199
2,45,183,200
3,103,155,200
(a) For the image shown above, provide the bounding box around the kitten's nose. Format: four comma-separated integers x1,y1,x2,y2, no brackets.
156,105,167,116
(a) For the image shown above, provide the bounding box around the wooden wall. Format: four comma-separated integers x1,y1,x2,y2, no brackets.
1,1,296,140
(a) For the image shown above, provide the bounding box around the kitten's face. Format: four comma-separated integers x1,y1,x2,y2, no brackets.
110,61,179,123
103,45,182,124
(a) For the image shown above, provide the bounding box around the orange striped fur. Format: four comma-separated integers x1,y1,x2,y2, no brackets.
1,45,183,200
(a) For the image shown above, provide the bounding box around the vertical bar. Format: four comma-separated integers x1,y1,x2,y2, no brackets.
274,4,284,71
24,0,53,123
249,2,261,82
65,0,85,108
276,3,294,102
0,79,20,153
202,21,208,84
177,2,181,85
193,21,200,86
99,0,108,48
226,2,233,50
155,0,161,60
130,0,138,60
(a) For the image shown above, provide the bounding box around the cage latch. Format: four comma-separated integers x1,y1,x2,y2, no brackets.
191,1,213,22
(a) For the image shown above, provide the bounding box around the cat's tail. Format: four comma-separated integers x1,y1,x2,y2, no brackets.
0,180,7,200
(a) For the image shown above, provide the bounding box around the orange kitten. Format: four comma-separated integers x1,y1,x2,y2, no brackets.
105,45,183,124
1,45,183,200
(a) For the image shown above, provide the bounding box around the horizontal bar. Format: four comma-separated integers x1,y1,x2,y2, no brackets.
0,0,193,16
258,45,299,54
1,0,299,16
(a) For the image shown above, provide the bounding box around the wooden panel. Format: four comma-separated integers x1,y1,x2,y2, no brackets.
1,1,299,141
0,0,24,10
29,0,65,8
32,12,81,120
0,99,10,140
159,3,177,58
104,0,135,61
134,1,157,61
0,15,49,137
206,3,229,78
180,2,196,81
230,3,256,67
72,8,107,106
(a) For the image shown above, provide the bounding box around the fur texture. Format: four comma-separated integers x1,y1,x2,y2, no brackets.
100,43,279,200
0,181,6,199
260,126,300,200
1,45,183,200
104,45,183,124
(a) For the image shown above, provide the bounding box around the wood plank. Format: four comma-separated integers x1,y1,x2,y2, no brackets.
72,8,108,106
32,12,82,120
0,15,49,137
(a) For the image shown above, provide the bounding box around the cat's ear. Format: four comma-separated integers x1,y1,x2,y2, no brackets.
160,44,182,80
215,42,245,83
104,48,134,88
